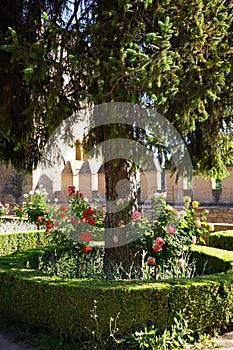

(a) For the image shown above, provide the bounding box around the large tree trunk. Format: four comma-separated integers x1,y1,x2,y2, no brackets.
103,158,141,279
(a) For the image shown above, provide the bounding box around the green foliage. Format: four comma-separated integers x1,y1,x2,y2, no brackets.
15,187,51,226
0,230,51,256
0,0,69,171
38,245,104,279
208,230,233,251
191,244,233,275
0,0,232,178
139,194,211,279
0,248,233,345
125,313,194,349
0,202,9,217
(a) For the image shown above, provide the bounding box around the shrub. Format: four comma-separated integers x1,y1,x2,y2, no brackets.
208,230,233,251
0,230,52,256
0,249,232,343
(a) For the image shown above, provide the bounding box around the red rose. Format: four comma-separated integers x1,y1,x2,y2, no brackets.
87,218,96,225
68,185,76,196
46,223,54,229
37,216,44,222
83,208,94,218
147,256,156,265
155,237,165,246
82,245,92,253
80,231,92,243
152,243,163,252
60,205,68,212
166,225,176,235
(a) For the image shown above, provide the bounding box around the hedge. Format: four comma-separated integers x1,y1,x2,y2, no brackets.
0,230,52,256
191,244,233,274
0,248,232,342
0,232,233,342
208,230,233,251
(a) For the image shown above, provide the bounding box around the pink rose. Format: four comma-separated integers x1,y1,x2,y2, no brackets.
178,258,185,269
166,225,176,235
147,256,156,265
70,216,79,224
155,237,165,246
118,219,124,227
152,243,163,252
131,210,141,221
192,236,197,244
195,219,202,228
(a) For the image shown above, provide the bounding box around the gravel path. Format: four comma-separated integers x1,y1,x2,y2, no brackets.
207,331,233,349
186,331,233,350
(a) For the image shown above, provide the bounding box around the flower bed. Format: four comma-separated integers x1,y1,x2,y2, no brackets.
1,188,232,345
0,228,232,345
11,187,216,280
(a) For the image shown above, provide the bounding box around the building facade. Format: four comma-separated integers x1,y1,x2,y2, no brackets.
1,149,233,207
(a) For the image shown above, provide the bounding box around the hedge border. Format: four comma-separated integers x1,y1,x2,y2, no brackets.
191,244,233,274
208,230,233,251
0,230,51,256
0,246,232,341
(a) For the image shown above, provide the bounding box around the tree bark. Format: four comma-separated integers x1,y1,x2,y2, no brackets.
103,158,141,279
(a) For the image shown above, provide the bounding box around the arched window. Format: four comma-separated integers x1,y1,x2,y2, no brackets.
75,139,86,161
212,179,222,190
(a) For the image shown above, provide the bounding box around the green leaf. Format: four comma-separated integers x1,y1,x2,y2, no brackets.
23,67,34,74
42,12,49,21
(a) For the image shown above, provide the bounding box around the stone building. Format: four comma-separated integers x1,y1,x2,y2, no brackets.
1,146,233,207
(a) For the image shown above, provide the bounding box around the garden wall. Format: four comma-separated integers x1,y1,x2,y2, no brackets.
196,207,233,224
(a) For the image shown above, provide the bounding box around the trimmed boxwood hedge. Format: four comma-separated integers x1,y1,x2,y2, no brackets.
0,247,232,342
208,230,233,251
0,231,233,342
0,230,52,256
191,244,233,275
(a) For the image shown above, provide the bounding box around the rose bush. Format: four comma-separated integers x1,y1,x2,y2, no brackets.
14,187,51,227
139,194,211,279
13,186,212,280
0,202,9,218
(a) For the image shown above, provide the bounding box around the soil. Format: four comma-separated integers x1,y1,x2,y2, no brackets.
0,330,232,350
0,332,40,350
213,331,233,349
187,331,233,350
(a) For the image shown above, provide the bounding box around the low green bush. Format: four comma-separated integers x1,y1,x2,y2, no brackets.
191,245,233,274
0,248,232,343
208,230,233,251
0,230,52,256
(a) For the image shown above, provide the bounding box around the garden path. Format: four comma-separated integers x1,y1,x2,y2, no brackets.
187,330,233,349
